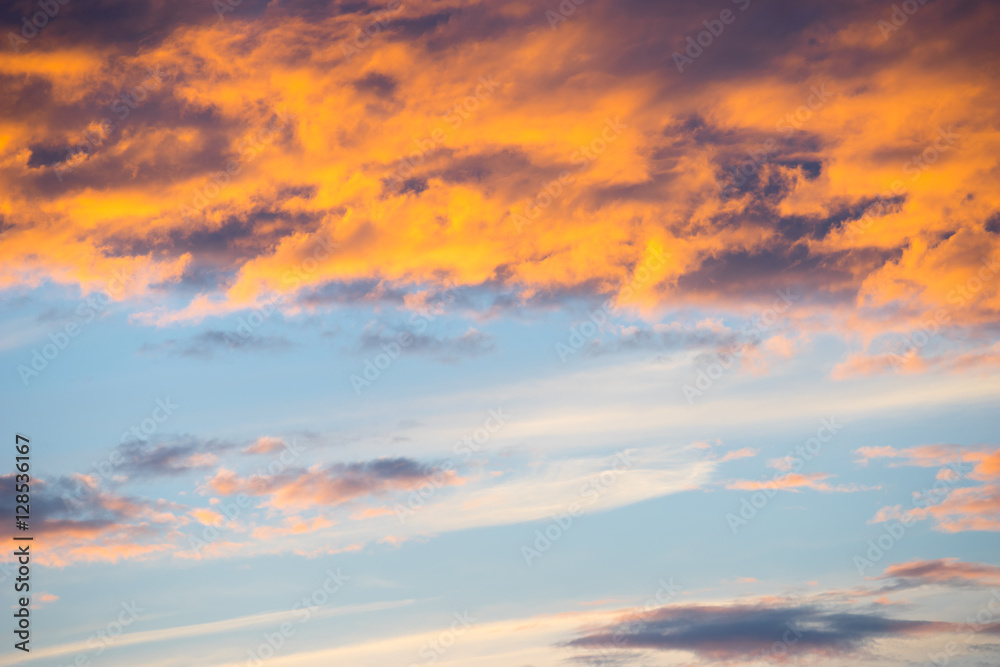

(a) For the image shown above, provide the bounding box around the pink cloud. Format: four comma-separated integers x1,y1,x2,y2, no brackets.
719,448,758,462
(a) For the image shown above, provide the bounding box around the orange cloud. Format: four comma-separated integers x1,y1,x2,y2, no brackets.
206,457,462,511
854,444,999,481
0,0,995,366
879,558,1000,587
862,445,1000,533
30,592,60,610
250,515,333,540
190,508,225,526
242,436,287,455
910,485,1000,533
718,448,758,462
725,472,867,493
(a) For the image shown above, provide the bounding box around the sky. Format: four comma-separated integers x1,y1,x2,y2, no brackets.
1,0,999,665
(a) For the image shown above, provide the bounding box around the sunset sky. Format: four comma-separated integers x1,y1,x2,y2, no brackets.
2,0,1000,664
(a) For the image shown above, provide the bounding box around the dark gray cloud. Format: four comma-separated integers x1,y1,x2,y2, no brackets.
214,456,457,505
114,436,237,478
673,243,903,303
567,602,957,663
0,0,375,52
0,473,170,537
0,474,93,523
297,279,408,307
986,213,1000,235
107,198,321,259
353,71,398,98
581,326,738,357
138,329,293,358
875,559,1000,591
356,327,495,362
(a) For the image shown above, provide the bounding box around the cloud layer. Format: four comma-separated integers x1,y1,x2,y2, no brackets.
1,0,998,379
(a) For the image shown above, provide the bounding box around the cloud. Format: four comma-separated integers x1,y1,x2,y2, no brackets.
564,559,1000,665
566,600,953,663
577,322,737,357
725,450,878,493
718,448,758,462
903,484,1000,533
250,515,334,540
297,279,408,308
833,343,1000,380
853,445,902,466
0,598,414,667
862,444,1000,532
878,558,1000,589
190,507,225,526
31,593,59,610
242,436,287,455
854,443,999,479
355,327,495,362
724,472,868,492
114,436,236,478
0,474,181,567
138,329,293,358
205,457,462,510
0,0,996,371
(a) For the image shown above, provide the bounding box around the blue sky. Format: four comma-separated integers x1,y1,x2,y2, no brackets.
3,281,1000,665
2,0,1000,664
